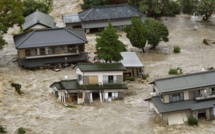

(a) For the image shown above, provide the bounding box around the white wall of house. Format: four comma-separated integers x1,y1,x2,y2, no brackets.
30,24,48,30
76,68,123,85
163,95,169,103
184,90,189,100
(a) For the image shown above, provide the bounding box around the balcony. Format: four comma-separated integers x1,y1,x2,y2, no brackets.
103,80,119,84
26,52,79,59
195,91,215,101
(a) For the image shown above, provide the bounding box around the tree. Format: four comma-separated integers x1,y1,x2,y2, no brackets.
96,22,126,63
22,0,53,17
124,18,169,51
124,17,147,52
0,0,24,49
139,0,162,18
81,0,111,10
196,0,215,21
144,18,169,49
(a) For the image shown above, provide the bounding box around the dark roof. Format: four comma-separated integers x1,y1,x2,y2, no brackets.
14,28,87,49
151,96,215,113
50,79,127,90
18,53,89,68
78,4,145,22
152,70,215,93
77,63,126,72
23,10,55,30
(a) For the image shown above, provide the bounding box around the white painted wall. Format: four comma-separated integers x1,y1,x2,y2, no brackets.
30,24,48,30
76,67,123,85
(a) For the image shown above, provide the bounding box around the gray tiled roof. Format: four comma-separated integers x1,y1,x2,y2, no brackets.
77,63,126,72
63,14,81,23
78,4,145,22
23,10,55,30
151,96,215,113
50,79,127,90
120,52,143,68
153,70,215,93
14,28,87,49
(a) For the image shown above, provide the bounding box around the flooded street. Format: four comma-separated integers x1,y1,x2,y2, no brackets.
1,0,215,133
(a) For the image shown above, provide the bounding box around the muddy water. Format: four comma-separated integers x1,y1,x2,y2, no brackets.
1,0,215,133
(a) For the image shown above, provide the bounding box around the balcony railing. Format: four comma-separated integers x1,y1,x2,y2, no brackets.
103,80,118,84
26,52,79,59
195,91,215,101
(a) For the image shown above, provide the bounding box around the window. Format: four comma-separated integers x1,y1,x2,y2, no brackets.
169,92,184,102
78,75,82,81
39,48,45,55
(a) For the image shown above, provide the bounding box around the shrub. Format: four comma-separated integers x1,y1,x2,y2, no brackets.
18,127,26,134
173,46,181,53
125,77,135,81
142,74,149,80
168,68,178,74
188,117,198,126
11,83,22,95
169,68,182,75
0,125,6,133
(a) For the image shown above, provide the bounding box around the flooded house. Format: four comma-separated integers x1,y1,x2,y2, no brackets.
23,9,56,32
13,28,88,68
63,3,146,33
120,52,144,78
50,63,128,104
146,70,215,125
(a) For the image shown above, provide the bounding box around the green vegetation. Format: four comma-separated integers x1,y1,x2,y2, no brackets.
18,127,26,134
173,46,181,53
96,22,126,63
67,105,77,108
124,17,147,52
196,0,215,21
125,18,169,52
142,74,149,80
0,125,6,133
11,83,22,95
188,117,198,126
0,0,24,49
124,77,135,81
169,68,183,75
23,0,53,17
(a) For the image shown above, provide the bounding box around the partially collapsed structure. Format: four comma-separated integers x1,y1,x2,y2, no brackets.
50,63,128,104
146,70,215,125
63,4,145,33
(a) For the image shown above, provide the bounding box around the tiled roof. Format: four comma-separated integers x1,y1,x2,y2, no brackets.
78,4,145,22
14,28,87,49
151,96,215,113
23,10,55,30
77,63,126,72
50,79,127,90
152,70,215,93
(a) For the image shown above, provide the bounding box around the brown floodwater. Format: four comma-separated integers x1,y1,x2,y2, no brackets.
1,0,215,133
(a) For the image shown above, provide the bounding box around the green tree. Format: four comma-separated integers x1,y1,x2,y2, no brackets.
139,0,162,18
96,22,126,63
81,0,111,10
23,0,53,17
144,18,169,49
124,17,147,52
125,18,169,51
196,0,215,20
0,0,24,49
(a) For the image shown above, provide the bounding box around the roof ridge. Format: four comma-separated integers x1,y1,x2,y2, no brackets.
64,28,87,42
155,70,215,82
92,3,128,8
16,31,35,48
82,8,94,20
127,4,143,16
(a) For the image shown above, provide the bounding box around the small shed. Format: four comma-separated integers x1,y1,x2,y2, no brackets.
120,52,144,78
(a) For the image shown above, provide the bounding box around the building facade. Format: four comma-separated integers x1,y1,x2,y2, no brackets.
50,63,128,104
146,70,215,125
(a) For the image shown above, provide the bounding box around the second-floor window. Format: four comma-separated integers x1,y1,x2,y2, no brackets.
103,75,116,84
169,92,184,102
